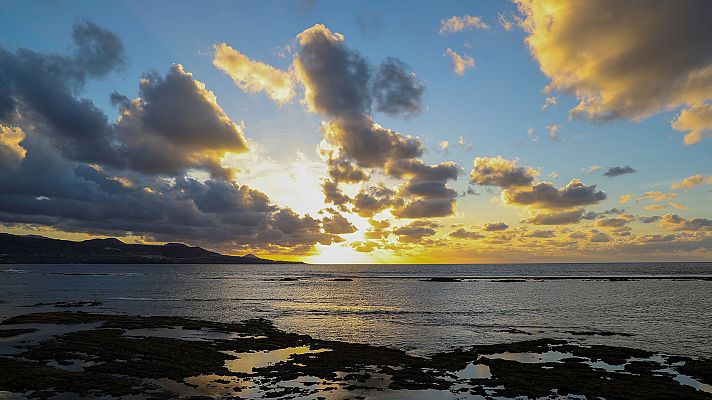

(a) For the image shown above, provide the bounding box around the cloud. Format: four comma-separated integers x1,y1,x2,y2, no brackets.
70,20,127,77
321,210,357,234
661,214,712,231
640,215,662,224
213,43,296,104
672,103,712,144
0,21,126,164
0,125,26,168
0,22,350,255
323,154,370,183
445,48,475,76
113,64,248,179
470,156,537,188
603,166,636,177
618,194,634,204
645,204,667,211
669,202,689,210
394,220,438,243
351,184,398,217
498,13,514,31
639,191,677,202
546,124,561,142
293,25,458,220
320,116,422,169
525,208,584,225
671,174,712,190
321,179,351,208
439,15,489,34
584,165,602,174
372,58,425,117
528,229,556,238
595,217,630,228
439,140,449,150
503,179,607,209
482,222,509,231
515,0,712,131
449,228,485,240
541,96,557,111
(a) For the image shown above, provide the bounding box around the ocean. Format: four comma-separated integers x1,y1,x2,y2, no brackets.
1,262,711,358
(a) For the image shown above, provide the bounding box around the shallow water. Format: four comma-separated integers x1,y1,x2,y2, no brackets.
1,262,711,358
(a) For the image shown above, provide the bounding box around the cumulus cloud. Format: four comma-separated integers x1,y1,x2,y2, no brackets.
515,0,712,144
0,22,350,255
372,58,425,117
603,166,636,178
213,43,296,104
483,222,509,231
661,214,712,231
292,24,458,220
394,220,438,243
321,211,357,234
470,156,537,188
445,48,475,76
439,15,489,34
640,215,662,224
113,65,248,179
449,228,485,240
528,230,556,238
503,179,606,209
525,208,584,225
672,103,712,144
671,174,712,190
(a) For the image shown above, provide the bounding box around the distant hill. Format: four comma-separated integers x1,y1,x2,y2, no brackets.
0,233,300,264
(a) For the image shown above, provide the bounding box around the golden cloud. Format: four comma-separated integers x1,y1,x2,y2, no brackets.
213,43,295,104
515,0,712,142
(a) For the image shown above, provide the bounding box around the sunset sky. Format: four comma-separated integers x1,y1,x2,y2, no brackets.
1,0,711,263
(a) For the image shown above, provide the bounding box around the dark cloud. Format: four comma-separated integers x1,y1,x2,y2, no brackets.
394,220,438,243
595,217,629,228
352,184,399,217
71,20,127,77
483,222,509,231
526,209,585,225
113,64,248,179
527,230,556,238
470,156,537,188
504,179,606,209
661,214,712,231
603,165,636,177
321,211,357,234
325,155,370,183
392,198,457,219
372,58,424,117
295,25,457,219
321,115,422,169
640,215,661,223
449,228,485,240
0,22,346,254
321,180,351,208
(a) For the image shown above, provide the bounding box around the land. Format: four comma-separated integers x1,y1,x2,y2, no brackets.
0,312,710,399
0,233,299,264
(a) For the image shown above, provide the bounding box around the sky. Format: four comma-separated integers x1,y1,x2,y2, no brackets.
0,0,711,263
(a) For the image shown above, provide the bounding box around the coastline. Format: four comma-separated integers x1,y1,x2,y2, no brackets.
1,312,711,399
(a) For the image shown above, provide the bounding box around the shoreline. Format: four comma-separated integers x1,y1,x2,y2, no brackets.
1,312,710,399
